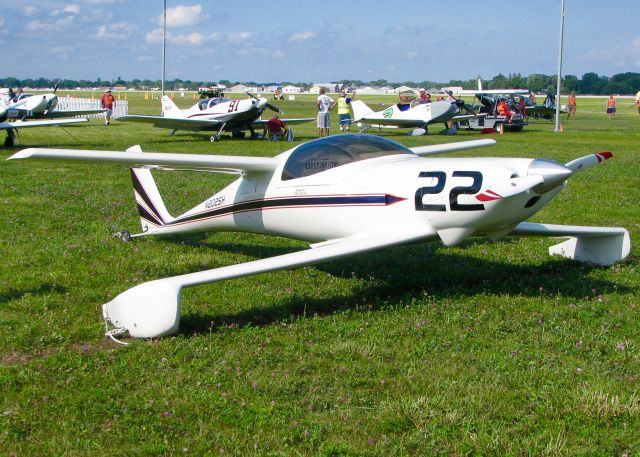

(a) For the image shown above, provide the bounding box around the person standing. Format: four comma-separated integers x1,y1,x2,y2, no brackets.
100,89,116,125
635,91,640,115
567,91,577,119
606,94,617,119
316,88,335,137
337,90,356,131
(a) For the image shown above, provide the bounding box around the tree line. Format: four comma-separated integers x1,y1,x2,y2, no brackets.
1,72,639,95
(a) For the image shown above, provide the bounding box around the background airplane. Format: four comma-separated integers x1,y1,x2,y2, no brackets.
2,83,106,120
118,93,314,141
8,135,629,339
351,93,481,135
443,77,530,96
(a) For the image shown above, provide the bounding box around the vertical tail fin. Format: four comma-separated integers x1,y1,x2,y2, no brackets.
160,95,183,118
351,100,374,121
130,166,175,232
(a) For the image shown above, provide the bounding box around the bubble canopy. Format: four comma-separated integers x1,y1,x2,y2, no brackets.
281,134,414,181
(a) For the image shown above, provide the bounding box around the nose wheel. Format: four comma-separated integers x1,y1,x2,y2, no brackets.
210,122,227,142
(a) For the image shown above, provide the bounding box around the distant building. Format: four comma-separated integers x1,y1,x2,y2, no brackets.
355,86,378,95
282,85,302,93
229,84,258,93
310,83,335,94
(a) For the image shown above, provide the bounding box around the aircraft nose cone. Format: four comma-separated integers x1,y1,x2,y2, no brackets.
527,158,573,193
257,98,268,109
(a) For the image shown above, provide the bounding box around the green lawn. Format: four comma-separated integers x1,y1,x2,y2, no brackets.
1,91,638,456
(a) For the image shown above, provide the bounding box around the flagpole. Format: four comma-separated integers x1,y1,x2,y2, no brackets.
554,0,565,132
161,0,166,97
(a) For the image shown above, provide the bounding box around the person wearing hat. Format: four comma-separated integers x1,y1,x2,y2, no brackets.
100,89,116,125
418,89,431,104
336,89,356,131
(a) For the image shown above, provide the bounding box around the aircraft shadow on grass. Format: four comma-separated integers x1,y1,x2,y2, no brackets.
171,238,634,335
0,283,67,306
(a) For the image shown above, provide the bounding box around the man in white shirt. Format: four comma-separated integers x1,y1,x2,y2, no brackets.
316,87,336,137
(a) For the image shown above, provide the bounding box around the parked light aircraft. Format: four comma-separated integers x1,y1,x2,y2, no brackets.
0,104,88,147
351,95,481,136
2,85,106,121
118,93,314,142
443,77,529,97
8,135,630,340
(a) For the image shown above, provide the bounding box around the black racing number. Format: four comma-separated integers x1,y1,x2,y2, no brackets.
415,171,446,211
415,170,485,212
450,171,484,211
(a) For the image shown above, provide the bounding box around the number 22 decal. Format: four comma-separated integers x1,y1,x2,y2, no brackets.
415,171,484,211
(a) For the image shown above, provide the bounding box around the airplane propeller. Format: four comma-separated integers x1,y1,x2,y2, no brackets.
245,91,283,114
448,92,477,116
481,152,614,201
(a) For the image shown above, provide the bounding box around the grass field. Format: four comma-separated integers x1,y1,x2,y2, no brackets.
1,92,639,456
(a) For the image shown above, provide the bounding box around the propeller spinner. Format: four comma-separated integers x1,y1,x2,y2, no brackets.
245,91,283,114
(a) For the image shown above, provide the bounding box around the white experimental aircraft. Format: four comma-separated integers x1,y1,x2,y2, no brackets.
442,77,530,97
2,85,105,120
351,94,481,135
118,93,314,142
8,135,630,340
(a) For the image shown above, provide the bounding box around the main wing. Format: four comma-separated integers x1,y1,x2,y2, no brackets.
451,113,487,122
8,146,279,175
409,138,496,156
251,117,315,127
0,118,88,130
45,109,106,118
118,115,222,131
102,225,437,338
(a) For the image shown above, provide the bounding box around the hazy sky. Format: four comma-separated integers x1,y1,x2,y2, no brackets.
1,0,639,83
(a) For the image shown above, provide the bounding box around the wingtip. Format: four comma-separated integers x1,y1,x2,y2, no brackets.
7,149,33,160
596,151,613,162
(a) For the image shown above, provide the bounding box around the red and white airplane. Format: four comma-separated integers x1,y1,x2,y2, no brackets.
8,135,630,340
119,93,314,142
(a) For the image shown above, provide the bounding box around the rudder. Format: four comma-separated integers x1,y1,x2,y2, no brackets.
130,167,175,232
161,95,183,118
350,100,374,121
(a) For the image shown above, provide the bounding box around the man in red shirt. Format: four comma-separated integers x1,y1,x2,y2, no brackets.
266,114,288,140
100,89,116,125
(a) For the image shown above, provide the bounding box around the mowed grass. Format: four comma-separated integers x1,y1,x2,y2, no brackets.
1,91,639,456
